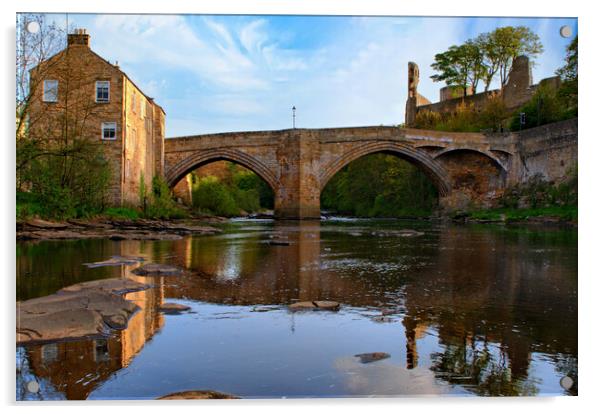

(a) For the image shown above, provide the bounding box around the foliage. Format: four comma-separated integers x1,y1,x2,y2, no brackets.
556,36,578,118
190,162,274,217
19,138,112,219
431,26,543,93
321,154,438,217
145,176,187,219
413,94,510,132
430,41,485,96
508,84,569,131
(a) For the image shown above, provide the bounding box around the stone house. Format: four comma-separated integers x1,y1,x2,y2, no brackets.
27,28,165,206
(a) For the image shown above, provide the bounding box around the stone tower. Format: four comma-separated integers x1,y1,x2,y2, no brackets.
405,62,430,126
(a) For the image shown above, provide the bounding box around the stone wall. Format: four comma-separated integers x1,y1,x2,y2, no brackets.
512,118,578,183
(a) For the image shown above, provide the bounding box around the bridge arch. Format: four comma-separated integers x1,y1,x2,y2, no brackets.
433,147,508,172
319,141,453,196
164,148,278,191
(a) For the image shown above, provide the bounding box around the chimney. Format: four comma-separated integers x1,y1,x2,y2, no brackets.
67,28,90,47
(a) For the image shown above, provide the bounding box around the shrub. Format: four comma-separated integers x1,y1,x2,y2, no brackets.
145,176,187,219
192,176,239,217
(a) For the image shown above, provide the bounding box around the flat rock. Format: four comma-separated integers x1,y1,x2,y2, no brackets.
25,219,69,229
83,256,145,268
59,278,151,295
157,390,239,400
158,303,191,313
17,281,144,345
354,352,391,363
289,300,340,311
132,263,184,276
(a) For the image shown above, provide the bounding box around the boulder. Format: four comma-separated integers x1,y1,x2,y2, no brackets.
354,352,391,364
132,263,184,276
157,390,239,400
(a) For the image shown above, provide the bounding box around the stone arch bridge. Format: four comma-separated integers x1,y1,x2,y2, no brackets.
163,120,577,219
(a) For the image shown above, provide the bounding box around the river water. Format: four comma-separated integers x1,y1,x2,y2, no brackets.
16,219,578,399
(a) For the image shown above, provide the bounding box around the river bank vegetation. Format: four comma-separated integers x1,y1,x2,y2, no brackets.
321,154,439,218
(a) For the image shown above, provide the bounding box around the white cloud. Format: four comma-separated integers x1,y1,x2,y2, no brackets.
65,14,573,136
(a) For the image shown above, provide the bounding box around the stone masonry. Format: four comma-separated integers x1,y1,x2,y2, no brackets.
164,119,577,218
27,29,165,206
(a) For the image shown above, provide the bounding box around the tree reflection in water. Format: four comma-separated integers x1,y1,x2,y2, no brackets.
16,220,577,398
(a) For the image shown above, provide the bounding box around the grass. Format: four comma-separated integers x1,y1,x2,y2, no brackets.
467,205,577,222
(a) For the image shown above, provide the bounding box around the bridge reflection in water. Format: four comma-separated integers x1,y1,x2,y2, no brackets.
16,221,577,398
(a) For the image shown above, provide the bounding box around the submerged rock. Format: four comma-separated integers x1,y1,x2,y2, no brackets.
289,300,340,311
17,278,148,345
268,240,290,246
158,303,191,313
132,263,184,276
83,255,145,268
157,390,239,400
354,352,391,363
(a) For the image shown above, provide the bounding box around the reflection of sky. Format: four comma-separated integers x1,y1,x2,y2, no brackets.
215,243,241,282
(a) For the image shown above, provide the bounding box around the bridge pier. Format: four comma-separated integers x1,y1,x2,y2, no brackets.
274,130,321,219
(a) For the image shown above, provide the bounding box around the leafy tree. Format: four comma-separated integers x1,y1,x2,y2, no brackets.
556,36,577,116
431,43,483,96
487,26,543,88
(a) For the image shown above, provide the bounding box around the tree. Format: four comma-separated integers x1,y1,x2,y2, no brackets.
487,26,543,89
16,14,113,218
556,36,577,116
431,43,484,97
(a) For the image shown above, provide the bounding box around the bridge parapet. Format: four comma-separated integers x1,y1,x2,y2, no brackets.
163,121,576,218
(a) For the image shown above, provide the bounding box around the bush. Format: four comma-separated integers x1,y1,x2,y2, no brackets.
17,139,112,219
192,176,239,217
145,176,187,219
509,84,566,131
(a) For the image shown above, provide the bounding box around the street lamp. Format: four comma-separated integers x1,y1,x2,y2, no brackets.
292,106,296,129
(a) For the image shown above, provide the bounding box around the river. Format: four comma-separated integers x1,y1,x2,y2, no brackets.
16,218,578,399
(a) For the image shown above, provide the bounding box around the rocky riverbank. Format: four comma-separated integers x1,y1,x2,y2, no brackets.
17,278,151,345
16,217,225,241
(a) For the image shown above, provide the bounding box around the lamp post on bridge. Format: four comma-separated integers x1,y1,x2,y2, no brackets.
292,106,296,129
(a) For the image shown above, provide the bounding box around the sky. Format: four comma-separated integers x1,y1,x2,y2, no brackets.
36,13,577,137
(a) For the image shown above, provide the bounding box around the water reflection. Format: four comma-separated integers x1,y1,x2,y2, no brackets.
16,220,577,399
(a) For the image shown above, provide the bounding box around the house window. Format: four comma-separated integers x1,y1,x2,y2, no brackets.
131,92,136,113
95,81,110,103
43,80,58,102
140,99,145,118
101,122,117,140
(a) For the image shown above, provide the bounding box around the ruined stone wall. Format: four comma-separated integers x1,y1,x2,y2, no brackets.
407,56,561,126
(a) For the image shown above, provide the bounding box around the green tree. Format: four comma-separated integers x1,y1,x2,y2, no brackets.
556,36,577,116
487,26,543,89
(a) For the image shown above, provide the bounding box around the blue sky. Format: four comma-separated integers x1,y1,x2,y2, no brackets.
41,14,577,136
